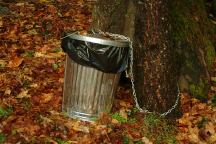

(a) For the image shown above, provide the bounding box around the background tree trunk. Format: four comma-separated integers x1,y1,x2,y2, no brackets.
169,0,215,101
92,0,215,115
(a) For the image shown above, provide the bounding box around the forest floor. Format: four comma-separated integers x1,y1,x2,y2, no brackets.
0,0,216,144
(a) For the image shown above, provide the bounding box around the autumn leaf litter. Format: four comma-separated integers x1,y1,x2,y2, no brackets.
0,0,216,143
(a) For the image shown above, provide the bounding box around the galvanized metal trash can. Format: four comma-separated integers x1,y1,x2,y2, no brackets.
61,31,130,121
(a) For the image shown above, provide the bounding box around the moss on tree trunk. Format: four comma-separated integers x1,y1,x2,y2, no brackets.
169,0,216,101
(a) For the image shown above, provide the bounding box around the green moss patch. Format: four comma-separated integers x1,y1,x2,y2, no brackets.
189,80,209,101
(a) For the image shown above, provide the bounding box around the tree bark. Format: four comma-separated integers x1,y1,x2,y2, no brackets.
132,0,179,114
169,0,215,101
92,0,129,34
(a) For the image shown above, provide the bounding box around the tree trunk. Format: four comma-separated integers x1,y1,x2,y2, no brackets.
92,0,215,115
132,0,179,114
169,0,215,101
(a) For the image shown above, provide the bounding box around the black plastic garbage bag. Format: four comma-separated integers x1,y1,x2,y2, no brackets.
61,32,130,73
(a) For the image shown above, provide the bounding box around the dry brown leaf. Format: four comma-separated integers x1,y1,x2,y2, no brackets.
16,90,30,98
119,108,128,120
30,83,39,88
0,16,3,27
141,137,153,144
58,78,64,83
209,133,216,143
8,57,24,68
211,77,216,82
34,52,46,57
40,116,53,126
211,86,216,91
39,0,52,3
40,93,53,103
176,133,189,141
38,135,58,144
111,118,119,124
119,101,132,108
0,60,6,68
72,121,89,133
4,88,11,95
188,133,200,143
27,29,38,35
16,124,40,136
205,122,215,134
98,112,111,124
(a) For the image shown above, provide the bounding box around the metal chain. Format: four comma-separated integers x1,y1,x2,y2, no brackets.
75,30,180,117
128,38,180,117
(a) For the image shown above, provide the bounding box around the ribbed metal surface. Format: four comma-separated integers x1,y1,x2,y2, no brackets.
62,55,120,121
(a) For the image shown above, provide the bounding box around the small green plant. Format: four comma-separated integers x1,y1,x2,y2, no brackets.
90,116,98,122
134,140,143,144
52,62,63,71
211,95,216,105
50,48,61,53
163,124,176,133
197,117,208,128
155,133,178,144
144,113,161,127
0,133,6,143
122,136,130,144
164,135,178,144
0,107,8,118
0,63,5,69
22,80,30,88
143,114,177,143
55,138,71,144
155,136,163,144
22,98,32,110
11,129,17,135
189,80,208,101
128,107,139,117
52,63,59,70
25,50,35,58
0,106,13,118
128,117,137,124
111,112,127,123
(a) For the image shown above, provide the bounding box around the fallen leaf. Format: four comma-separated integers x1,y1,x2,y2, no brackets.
72,121,89,133
141,137,153,144
119,101,132,108
111,118,119,124
16,90,30,99
40,93,53,103
30,83,39,88
119,108,128,120
27,29,38,35
39,0,52,3
8,57,24,68
15,2,25,6
205,122,215,134
0,60,6,68
209,133,216,143
58,78,64,83
98,112,111,124
188,133,200,143
211,77,216,82
4,88,11,95
0,16,3,27
34,52,46,57
40,115,53,125
211,86,216,91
